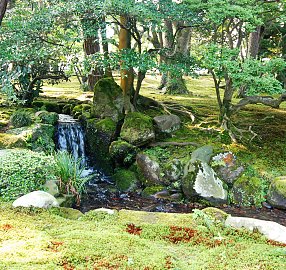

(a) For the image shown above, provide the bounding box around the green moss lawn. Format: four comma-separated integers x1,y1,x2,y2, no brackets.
1,203,286,270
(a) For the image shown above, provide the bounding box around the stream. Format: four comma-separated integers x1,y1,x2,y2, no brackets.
79,182,286,227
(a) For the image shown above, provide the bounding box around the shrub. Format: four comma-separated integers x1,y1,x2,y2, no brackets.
10,110,32,128
53,151,89,206
0,149,56,201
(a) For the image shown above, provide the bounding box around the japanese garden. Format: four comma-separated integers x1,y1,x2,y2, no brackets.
0,0,286,269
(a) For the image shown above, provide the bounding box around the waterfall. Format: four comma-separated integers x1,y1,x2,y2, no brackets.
56,114,86,165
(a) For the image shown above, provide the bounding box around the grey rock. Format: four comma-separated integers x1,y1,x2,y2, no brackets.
267,176,286,210
212,152,244,185
43,180,59,197
164,159,183,183
153,114,181,133
13,191,59,208
191,145,213,164
225,216,286,244
182,161,228,203
136,154,161,186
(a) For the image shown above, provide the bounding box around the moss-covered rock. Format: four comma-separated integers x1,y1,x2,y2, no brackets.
267,176,286,210
32,100,61,113
162,159,183,185
27,124,56,153
92,77,124,121
36,111,59,125
232,175,266,207
0,133,27,149
50,207,83,220
201,207,229,223
141,186,165,198
86,118,117,174
113,169,139,192
120,112,155,146
109,140,138,167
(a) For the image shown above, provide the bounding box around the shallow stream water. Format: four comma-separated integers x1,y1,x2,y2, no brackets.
80,183,286,227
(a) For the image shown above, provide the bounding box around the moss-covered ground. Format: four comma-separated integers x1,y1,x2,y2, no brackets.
0,203,286,270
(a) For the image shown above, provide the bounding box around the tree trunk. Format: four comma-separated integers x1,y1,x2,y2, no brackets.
101,16,112,77
83,35,103,91
165,23,191,95
0,0,8,26
119,15,134,113
247,26,264,58
158,20,173,89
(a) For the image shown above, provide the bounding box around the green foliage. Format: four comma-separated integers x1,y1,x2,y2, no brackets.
10,109,33,128
37,111,59,125
0,149,55,201
53,151,89,205
113,169,138,192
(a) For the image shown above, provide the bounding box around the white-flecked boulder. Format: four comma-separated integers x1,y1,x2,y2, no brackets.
225,216,286,244
12,191,59,208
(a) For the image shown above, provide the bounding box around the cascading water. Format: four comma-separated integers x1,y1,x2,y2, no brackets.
56,114,86,165
55,114,112,209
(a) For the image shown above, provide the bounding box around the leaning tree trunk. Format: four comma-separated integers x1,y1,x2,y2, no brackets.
0,0,8,26
165,22,191,95
219,76,237,142
83,34,103,91
119,15,134,113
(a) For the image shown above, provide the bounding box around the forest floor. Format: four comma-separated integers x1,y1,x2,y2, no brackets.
1,202,286,270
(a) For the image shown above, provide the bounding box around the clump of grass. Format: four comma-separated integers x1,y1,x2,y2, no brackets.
10,109,32,128
53,151,89,206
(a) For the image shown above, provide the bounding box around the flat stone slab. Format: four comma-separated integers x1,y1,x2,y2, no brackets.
225,216,286,244
13,191,59,209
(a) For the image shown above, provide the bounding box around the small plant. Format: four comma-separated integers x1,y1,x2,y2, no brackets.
53,151,89,206
10,109,32,128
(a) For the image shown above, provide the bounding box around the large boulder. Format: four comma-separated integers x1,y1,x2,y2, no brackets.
12,191,59,208
0,133,27,149
267,176,286,209
92,77,124,122
182,161,228,204
225,216,286,244
86,118,117,174
211,152,244,185
232,175,265,207
182,146,228,204
136,154,162,186
153,114,181,134
113,169,139,192
120,112,155,146
109,140,138,167
190,145,213,163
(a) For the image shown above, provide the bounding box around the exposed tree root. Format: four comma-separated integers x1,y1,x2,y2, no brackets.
138,96,196,122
